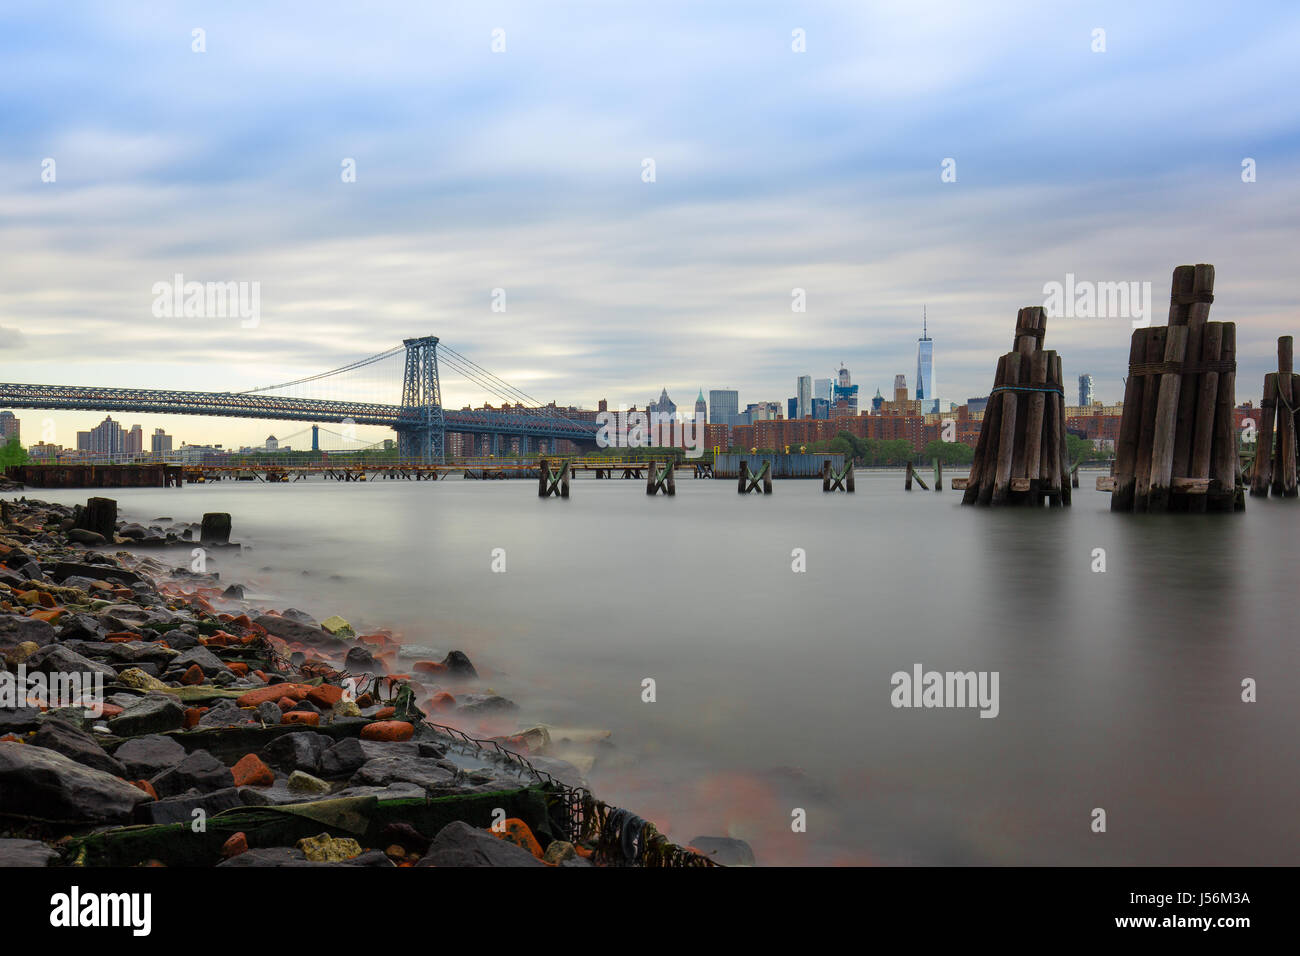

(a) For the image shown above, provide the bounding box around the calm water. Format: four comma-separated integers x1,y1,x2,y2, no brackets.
21,472,1300,865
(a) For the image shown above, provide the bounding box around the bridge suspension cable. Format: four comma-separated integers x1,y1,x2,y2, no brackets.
437,344,588,427
239,345,405,394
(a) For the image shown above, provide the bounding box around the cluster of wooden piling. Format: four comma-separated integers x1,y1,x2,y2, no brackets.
961,306,1071,507
1248,336,1299,498
537,459,570,498
822,459,854,492
1109,264,1241,513
737,460,772,494
645,460,676,496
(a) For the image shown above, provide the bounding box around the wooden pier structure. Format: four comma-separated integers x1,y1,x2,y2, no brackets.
1248,335,1299,498
961,306,1071,507
1103,264,1242,513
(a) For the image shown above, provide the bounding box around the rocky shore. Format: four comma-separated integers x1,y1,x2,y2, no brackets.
0,496,731,867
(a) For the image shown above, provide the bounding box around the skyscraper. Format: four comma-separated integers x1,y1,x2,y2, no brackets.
916,308,934,411
694,389,707,423
814,378,832,403
0,411,18,443
1078,374,1095,407
151,428,173,453
894,375,908,403
649,388,677,418
86,416,125,456
832,366,858,412
796,375,812,418
709,389,739,427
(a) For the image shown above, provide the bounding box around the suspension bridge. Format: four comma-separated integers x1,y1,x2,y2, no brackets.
0,336,601,462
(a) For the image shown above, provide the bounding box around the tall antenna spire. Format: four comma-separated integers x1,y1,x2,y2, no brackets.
921,306,930,340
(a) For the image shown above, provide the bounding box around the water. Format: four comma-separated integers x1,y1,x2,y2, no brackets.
22,472,1300,865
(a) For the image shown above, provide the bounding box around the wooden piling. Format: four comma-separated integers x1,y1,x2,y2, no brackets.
1186,322,1224,513
1271,337,1298,497
1111,329,1148,512
1208,322,1238,512
1252,373,1277,496
1147,324,1189,512
1132,326,1168,512
963,308,1068,508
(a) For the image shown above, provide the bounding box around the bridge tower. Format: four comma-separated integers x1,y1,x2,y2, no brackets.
396,336,446,463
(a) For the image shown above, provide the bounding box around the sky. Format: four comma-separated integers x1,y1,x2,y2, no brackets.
3,0,1300,449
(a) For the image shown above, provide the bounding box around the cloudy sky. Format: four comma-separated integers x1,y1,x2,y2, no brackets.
3,1,1300,448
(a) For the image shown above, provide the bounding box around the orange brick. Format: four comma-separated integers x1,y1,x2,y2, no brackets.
231,753,274,787
360,721,414,742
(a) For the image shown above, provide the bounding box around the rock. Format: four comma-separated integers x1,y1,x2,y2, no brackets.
281,608,318,626
135,787,245,825
216,846,393,867
113,734,188,778
116,668,173,693
351,754,456,790
378,821,431,855
163,629,200,652
343,645,379,673
297,832,362,862
197,699,257,728
317,737,367,778
149,749,234,797
0,706,42,734
320,615,355,640
217,847,311,867
256,701,282,724
332,700,362,719
4,639,40,666
688,836,755,866
25,644,117,681
346,849,397,867
30,720,127,777
253,614,346,650
109,696,186,736
287,770,331,794
67,640,176,666
0,837,60,867
0,613,56,650
66,529,107,545
259,730,330,774
221,584,245,600
100,604,173,631
54,613,106,642
543,840,577,864
200,513,232,544
416,821,546,867
457,694,518,716
441,650,478,679
171,646,229,677
0,741,150,823
53,562,141,587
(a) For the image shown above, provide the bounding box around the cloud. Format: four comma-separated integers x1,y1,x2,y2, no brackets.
2,0,1300,448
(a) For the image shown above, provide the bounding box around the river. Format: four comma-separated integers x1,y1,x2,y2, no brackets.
22,471,1300,865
